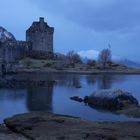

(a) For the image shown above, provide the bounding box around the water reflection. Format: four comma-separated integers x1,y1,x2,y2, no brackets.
0,89,26,100
86,74,126,89
0,73,140,122
12,73,82,88
56,74,81,88
26,82,54,111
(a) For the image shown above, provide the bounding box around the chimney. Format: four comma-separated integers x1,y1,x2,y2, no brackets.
39,17,45,31
39,17,44,23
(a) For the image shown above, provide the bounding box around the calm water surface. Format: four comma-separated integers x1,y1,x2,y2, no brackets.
0,73,140,122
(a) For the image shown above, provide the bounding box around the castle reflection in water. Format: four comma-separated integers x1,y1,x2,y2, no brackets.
12,73,125,112
1,73,140,122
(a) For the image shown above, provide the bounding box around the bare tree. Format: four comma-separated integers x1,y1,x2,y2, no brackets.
54,52,67,60
87,59,96,67
98,48,112,69
67,50,82,64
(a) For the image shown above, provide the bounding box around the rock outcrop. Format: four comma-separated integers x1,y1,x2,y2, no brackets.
70,89,140,118
3,112,140,140
0,26,16,43
0,124,27,140
84,89,139,110
70,96,83,102
70,89,139,112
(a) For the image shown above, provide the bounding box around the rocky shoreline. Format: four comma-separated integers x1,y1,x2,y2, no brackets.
0,70,140,139
0,112,140,140
15,67,140,75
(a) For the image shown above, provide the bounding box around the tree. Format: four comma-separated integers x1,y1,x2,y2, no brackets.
66,50,82,64
87,59,96,67
54,52,67,60
98,48,112,69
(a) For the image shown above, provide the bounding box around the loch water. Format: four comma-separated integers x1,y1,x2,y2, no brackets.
0,73,140,122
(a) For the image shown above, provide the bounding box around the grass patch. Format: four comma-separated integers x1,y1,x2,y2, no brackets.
21,57,55,68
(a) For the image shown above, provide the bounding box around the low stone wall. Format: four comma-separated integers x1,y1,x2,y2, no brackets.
0,41,30,63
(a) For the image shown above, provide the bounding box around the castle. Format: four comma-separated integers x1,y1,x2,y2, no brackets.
0,17,54,63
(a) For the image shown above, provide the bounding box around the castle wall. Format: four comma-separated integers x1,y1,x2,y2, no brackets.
26,29,54,53
0,41,29,63
0,17,54,64
26,18,54,54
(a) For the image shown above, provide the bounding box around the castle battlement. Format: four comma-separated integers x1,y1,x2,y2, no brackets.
26,17,54,53
0,17,54,63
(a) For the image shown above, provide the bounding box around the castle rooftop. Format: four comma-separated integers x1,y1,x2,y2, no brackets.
26,17,54,33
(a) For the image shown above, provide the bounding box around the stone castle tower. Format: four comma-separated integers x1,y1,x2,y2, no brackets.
0,17,54,64
26,17,54,56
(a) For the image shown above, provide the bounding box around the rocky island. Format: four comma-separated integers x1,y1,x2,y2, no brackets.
0,17,140,75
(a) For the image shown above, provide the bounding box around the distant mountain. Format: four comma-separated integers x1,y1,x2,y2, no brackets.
78,50,99,60
0,26,16,43
113,58,140,68
79,50,140,68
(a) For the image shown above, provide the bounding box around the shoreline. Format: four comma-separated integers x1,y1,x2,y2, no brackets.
16,68,140,75
0,112,140,140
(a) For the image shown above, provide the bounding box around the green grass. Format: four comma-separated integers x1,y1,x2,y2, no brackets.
21,57,55,69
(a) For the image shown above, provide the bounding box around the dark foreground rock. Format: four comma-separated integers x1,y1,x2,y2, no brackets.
84,89,139,110
70,96,83,102
0,124,27,140
3,112,140,140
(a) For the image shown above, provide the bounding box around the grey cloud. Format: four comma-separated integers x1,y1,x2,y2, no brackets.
29,0,140,32
2,0,139,62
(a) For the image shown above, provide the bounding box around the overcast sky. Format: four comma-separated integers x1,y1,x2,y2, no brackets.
0,0,140,62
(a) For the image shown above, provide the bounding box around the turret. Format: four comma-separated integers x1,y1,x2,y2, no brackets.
26,17,54,56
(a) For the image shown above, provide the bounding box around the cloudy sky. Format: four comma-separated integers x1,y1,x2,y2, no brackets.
0,0,140,62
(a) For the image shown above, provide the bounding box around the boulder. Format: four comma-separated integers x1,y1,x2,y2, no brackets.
84,89,139,110
70,96,83,102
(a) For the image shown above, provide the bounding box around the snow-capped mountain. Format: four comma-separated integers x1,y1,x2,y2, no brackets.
114,58,140,68
78,49,140,68
0,26,16,43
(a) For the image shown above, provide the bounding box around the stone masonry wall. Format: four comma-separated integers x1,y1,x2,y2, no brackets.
26,17,54,54
0,17,54,65
0,41,29,63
